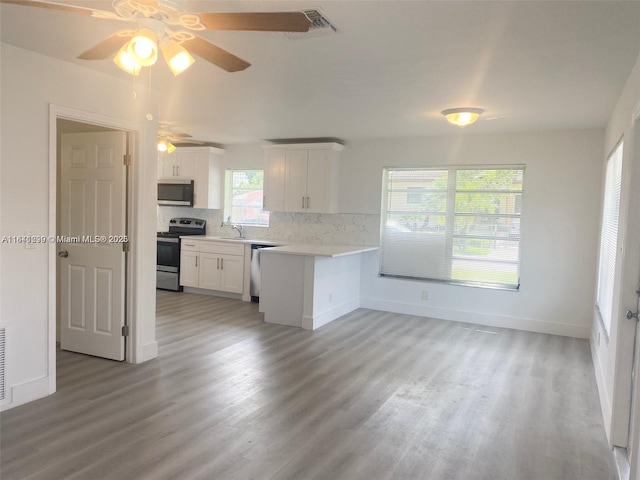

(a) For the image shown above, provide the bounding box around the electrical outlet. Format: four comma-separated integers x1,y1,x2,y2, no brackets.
24,231,36,250
421,289,429,301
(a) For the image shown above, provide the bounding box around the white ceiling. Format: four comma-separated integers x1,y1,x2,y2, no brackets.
2,0,640,145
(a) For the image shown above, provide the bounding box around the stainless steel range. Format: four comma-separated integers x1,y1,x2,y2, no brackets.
157,218,206,291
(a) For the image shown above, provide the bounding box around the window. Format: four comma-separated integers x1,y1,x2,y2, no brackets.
224,170,269,226
380,166,525,289
596,141,623,335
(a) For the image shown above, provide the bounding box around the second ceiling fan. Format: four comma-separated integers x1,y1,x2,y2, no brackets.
2,0,311,74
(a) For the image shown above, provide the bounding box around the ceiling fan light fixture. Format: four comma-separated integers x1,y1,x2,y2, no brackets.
161,40,195,76
157,139,176,153
113,42,142,75
128,28,158,67
442,108,484,127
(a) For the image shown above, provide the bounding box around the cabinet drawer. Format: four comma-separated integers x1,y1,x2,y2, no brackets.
181,240,201,251
200,241,244,256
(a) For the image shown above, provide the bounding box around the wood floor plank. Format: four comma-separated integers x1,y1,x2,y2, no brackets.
0,291,614,480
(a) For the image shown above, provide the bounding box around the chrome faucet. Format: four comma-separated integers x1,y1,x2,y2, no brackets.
221,216,246,238
232,224,245,238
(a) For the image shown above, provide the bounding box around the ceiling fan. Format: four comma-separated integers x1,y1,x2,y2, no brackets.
1,0,311,74
157,124,204,152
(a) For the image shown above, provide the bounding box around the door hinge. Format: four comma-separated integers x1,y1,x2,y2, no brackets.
121,325,130,337
123,154,132,166
122,241,130,252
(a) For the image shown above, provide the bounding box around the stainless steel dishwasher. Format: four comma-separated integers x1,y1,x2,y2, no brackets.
250,244,272,302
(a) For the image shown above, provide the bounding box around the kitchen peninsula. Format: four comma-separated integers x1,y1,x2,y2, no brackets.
259,245,378,330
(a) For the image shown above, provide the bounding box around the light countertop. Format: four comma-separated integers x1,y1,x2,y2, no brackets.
260,244,378,258
182,236,284,246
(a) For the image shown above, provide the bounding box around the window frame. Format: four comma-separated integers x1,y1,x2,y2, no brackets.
379,165,525,290
224,169,269,227
595,140,624,337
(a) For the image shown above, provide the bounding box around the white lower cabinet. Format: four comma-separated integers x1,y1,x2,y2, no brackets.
180,250,200,287
180,241,244,294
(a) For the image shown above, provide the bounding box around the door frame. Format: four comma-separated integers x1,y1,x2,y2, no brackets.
47,104,145,394
626,106,640,478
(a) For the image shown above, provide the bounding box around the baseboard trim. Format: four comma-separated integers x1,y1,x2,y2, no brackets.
360,297,591,338
141,341,158,363
0,376,50,411
302,299,360,330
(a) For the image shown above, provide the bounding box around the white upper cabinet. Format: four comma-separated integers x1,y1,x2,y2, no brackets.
158,146,224,209
262,143,343,214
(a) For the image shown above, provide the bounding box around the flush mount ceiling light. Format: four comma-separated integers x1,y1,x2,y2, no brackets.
6,0,311,75
442,108,485,127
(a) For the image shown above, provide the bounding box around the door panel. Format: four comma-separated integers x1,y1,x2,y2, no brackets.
283,150,308,212
306,149,329,213
199,253,221,290
60,131,126,361
264,150,286,211
219,255,244,294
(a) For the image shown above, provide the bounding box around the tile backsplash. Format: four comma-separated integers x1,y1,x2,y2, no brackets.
157,207,380,246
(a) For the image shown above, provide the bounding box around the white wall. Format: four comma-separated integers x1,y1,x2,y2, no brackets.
344,132,604,339
591,49,640,463
0,43,158,410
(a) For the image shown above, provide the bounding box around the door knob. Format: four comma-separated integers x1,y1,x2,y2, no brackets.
58,250,69,258
626,310,639,320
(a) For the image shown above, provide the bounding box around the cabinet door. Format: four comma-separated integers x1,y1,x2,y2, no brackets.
283,150,308,212
306,149,340,213
263,150,286,212
174,151,198,180
219,254,244,294
180,251,200,287
198,252,222,290
158,153,178,179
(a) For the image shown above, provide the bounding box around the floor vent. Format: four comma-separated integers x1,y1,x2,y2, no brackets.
285,9,338,39
0,327,5,401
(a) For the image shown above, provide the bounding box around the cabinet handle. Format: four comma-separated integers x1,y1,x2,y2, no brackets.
176,165,180,177
302,196,305,209
173,165,176,176
195,256,198,267
263,196,266,209
306,196,310,209
220,258,224,270
217,258,220,270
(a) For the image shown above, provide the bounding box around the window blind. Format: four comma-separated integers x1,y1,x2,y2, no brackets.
380,166,524,289
596,142,623,335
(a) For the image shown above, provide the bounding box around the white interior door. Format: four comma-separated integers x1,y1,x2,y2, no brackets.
59,131,127,361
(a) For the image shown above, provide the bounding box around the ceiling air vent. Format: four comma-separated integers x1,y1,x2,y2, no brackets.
285,9,338,39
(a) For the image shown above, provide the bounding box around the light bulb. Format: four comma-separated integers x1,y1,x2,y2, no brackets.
161,40,195,76
113,43,141,75
128,28,158,67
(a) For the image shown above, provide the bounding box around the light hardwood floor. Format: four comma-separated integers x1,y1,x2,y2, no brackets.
1,291,614,480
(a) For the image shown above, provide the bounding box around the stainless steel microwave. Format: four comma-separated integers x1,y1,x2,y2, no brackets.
157,180,194,206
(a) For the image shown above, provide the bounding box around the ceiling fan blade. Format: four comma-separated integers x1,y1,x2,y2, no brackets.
170,133,193,139
78,31,132,60
182,35,250,73
0,0,111,17
197,12,310,32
